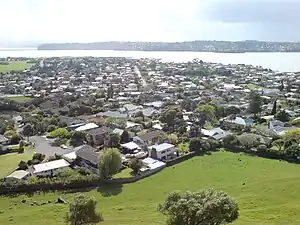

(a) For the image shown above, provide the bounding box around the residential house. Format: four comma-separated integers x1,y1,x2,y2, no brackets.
121,141,141,153
201,127,228,140
268,120,294,136
220,116,254,129
0,135,9,151
76,145,100,174
140,157,166,173
6,170,30,181
133,130,165,148
86,126,112,146
33,159,70,177
149,143,178,161
75,123,99,132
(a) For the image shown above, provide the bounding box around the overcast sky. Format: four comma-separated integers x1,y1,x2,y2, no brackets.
1,0,299,43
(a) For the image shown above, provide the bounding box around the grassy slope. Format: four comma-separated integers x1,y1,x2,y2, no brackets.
6,96,32,102
1,151,300,225
0,61,33,73
0,153,32,178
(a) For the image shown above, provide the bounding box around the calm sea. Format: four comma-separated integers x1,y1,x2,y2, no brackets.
0,48,300,72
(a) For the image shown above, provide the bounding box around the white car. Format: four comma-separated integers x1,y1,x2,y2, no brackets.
60,144,68,149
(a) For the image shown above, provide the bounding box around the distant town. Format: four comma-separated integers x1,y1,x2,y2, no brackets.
0,56,299,224
38,40,300,52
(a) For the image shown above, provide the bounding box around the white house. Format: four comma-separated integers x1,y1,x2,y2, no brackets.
33,159,70,177
6,170,30,181
149,143,178,161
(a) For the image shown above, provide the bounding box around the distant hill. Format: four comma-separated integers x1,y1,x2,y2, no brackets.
38,40,300,52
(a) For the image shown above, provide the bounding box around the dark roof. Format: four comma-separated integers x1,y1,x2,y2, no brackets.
86,126,112,136
76,145,99,166
137,130,165,142
59,116,85,126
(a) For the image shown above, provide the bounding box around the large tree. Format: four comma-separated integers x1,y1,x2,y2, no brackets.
248,92,262,116
159,189,239,225
66,194,103,225
120,129,130,144
275,110,290,122
23,123,34,141
195,104,216,123
98,148,122,179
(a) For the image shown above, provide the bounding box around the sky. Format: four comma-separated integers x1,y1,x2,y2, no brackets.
0,0,300,43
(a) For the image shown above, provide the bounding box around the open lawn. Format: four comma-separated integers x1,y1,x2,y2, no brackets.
6,96,32,102
1,151,300,225
0,153,32,178
0,61,33,73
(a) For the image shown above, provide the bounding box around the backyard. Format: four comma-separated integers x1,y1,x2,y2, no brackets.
0,153,32,178
1,151,300,225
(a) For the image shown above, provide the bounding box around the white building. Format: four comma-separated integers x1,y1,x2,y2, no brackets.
33,159,70,177
149,143,178,161
6,170,30,181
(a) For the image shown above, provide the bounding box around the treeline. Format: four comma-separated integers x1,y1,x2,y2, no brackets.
38,40,300,52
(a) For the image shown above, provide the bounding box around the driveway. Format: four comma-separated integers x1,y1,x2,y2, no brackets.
30,136,74,157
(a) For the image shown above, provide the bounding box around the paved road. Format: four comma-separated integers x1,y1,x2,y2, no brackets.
30,136,74,157
134,66,147,87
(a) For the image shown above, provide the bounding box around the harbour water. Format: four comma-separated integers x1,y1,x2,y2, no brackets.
1,48,300,72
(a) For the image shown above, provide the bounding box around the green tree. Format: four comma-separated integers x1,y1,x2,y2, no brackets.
160,109,178,126
107,133,120,148
283,128,300,150
120,129,130,144
50,128,69,139
18,160,28,170
275,110,290,122
70,131,86,146
271,100,277,115
23,123,34,141
195,104,216,122
159,189,239,225
98,148,122,179
128,157,142,174
66,194,103,225
189,138,202,152
168,134,178,145
47,124,57,132
248,92,262,116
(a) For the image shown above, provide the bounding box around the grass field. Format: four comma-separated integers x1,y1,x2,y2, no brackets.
1,151,300,225
0,153,32,178
0,61,33,73
6,96,32,102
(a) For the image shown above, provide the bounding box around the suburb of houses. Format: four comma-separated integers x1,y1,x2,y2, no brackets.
0,56,300,194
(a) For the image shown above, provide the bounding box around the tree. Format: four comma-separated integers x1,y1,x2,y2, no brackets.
248,92,262,116
49,128,70,139
283,128,300,150
120,130,130,144
66,194,103,225
98,148,122,179
225,106,241,116
10,133,21,145
189,138,202,152
195,104,216,123
18,160,28,170
70,131,86,146
47,124,57,132
128,157,142,174
275,110,290,122
107,133,120,148
168,134,178,145
159,189,239,225
271,100,277,115
107,84,114,99
23,123,34,141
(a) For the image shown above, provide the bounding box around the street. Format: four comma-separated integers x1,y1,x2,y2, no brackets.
30,136,74,156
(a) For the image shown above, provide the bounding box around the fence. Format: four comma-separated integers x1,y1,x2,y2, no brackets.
166,152,196,166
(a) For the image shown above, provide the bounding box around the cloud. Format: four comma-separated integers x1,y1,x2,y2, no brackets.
0,0,299,42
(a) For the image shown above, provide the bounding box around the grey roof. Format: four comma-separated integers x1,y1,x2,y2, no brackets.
97,110,127,118
0,135,8,142
6,170,29,180
76,145,99,166
136,130,165,142
86,126,112,136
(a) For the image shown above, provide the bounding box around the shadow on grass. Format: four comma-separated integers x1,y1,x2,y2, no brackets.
97,183,123,197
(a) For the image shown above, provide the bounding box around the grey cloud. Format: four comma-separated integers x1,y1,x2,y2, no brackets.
204,0,300,23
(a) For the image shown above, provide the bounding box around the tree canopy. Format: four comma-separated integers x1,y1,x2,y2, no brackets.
159,189,239,225
98,148,122,179
66,194,103,225
247,92,262,115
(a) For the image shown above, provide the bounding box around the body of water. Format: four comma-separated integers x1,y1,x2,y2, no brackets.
1,49,300,72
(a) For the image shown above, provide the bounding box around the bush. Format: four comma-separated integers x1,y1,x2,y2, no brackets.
47,125,56,133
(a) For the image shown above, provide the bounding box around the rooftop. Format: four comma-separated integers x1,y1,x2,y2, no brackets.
33,159,70,173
